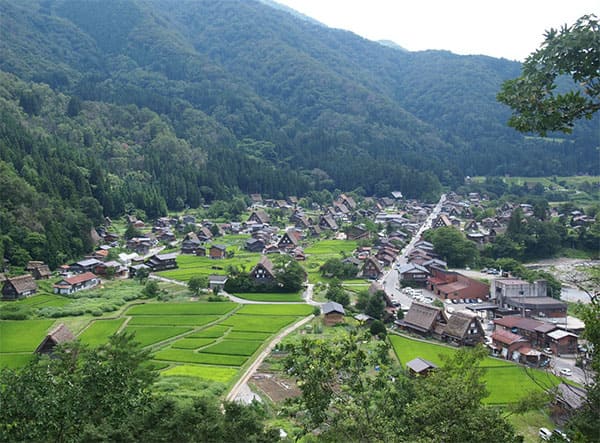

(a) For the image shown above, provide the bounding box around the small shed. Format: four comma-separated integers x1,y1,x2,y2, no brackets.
208,275,228,291
35,323,75,355
406,357,438,376
322,301,345,326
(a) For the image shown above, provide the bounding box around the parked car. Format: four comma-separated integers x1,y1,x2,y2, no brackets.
539,428,552,441
559,368,573,377
543,347,553,354
553,429,570,442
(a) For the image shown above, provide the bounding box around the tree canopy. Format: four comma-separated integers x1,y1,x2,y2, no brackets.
284,332,520,442
498,14,600,135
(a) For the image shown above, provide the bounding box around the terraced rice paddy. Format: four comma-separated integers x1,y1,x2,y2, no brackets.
78,318,126,346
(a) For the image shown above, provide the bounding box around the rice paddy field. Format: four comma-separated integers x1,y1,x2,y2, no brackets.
389,334,563,404
78,318,126,346
231,292,304,302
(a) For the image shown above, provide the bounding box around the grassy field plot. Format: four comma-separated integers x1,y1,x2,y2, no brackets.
304,240,358,256
78,318,126,346
227,331,272,340
157,253,261,282
187,325,230,338
154,348,247,366
232,292,304,302
124,326,192,347
160,364,238,383
389,334,562,404
126,302,236,316
236,304,313,316
171,338,216,349
200,339,263,356
0,353,34,369
3,294,70,309
0,320,54,353
483,366,561,405
220,314,299,333
127,315,221,327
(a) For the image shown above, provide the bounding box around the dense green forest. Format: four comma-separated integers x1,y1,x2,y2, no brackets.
0,0,597,267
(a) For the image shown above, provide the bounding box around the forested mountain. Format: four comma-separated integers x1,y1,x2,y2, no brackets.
0,0,597,266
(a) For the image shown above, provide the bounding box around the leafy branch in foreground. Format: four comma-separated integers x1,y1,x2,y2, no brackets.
498,14,599,135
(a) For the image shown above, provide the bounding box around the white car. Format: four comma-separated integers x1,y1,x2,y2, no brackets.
559,368,573,377
539,428,552,441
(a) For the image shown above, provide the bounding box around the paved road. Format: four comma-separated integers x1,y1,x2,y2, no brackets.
381,193,446,306
226,315,315,403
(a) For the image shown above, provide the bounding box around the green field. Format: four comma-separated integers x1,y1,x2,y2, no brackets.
304,239,359,284
78,318,126,346
127,315,221,326
227,331,272,340
157,253,261,282
221,314,301,333
200,339,263,356
0,320,54,353
124,326,192,347
0,294,71,309
126,302,237,316
153,348,247,366
232,292,304,302
389,334,562,404
171,338,216,349
160,364,238,383
0,353,35,369
187,325,230,338
236,304,313,316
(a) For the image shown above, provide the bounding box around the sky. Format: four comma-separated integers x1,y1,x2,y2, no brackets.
274,0,598,61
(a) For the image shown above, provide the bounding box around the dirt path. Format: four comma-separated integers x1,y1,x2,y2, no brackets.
226,314,314,403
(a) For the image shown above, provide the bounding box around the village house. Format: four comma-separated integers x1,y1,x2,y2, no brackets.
428,268,489,302
396,302,447,338
35,323,75,355
209,244,227,259
490,328,531,362
2,274,37,300
146,253,178,272
442,311,485,346
431,214,452,229
277,230,300,251
250,256,276,283
53,272,100,295
360,257,383,280
69,258,103,274
546,329,579,356
322,301,345,326
245,238,266,253
319,214,338,231
181,232,202,254
197,226,214,242
248,210,270,225
397,263,430,285
32,264,51,280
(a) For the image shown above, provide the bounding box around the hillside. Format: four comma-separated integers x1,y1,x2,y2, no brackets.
0,0,597,267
